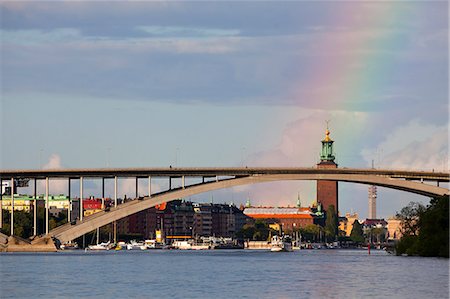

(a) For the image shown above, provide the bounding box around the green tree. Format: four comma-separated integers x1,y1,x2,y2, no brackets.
350,220,364,244
0,210,33,238
370,227,386,244
416,196,449,257
396,196,449,257
299,224,321,242
235,220,272,241
396,201,425,236
325,204,338,241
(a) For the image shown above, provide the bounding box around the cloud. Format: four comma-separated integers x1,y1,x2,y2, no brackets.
42,153,63,170
361,119,449,170
135,26,240,38
232,110,369,207
39,154,67,195
380,128,448,171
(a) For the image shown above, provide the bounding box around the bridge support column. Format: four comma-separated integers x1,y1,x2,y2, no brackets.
45,177,49,235
114,176,117,244
11,178,14,236
80,177,83,221
102,177,105,199
67,178,71,224
182,176,185,189
98,177,105,244
135,177,138,198
169,177,172,190
114,176,118,208
33,178,37,236
148,176,151,197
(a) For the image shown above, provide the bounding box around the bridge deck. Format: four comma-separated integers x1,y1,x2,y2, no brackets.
1,167,449,181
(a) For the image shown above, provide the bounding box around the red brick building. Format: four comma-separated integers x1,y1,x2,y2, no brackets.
243,207,314,232
317,128,338,214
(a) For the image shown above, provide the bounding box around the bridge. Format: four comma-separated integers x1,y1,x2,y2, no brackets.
0,167,449,249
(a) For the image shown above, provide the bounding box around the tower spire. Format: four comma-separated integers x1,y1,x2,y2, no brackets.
320,123,335,162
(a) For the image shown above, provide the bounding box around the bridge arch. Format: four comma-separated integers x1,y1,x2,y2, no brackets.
51,173,449,243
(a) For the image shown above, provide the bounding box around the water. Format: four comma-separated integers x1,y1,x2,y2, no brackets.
0,249,448,299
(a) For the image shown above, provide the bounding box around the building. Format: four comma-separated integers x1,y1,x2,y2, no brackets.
193,203,212,236
316,127,338,214
243,206,314,232
386,217,402,240
368,185,377,219
338,212,360,236
211,204,236,237
1,195,34,212
116,200,250,240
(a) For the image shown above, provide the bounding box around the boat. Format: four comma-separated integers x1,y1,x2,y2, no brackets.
60,242,79,250
270,235,293,252
126,240,144,250
87,241,112,251
142,239,166,250
172,240,209,250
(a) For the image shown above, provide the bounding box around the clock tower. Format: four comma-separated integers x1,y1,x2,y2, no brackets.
316,127,338,214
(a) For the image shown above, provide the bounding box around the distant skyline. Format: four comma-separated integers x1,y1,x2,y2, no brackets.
1,1,448,219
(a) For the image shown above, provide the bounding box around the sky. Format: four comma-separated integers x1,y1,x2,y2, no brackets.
1,1,448,219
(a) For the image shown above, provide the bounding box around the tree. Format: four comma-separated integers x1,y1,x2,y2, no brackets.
325,204,338,241
235,220,272,241
416,196,449,257
370,227,386,244
299,224,321,242
396,196,449,257
396,201,425,236
350,220,364,244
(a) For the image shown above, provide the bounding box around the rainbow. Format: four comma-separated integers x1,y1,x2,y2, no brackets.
292,2,415,112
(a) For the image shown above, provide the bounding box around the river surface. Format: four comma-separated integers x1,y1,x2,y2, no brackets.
0,249,448,298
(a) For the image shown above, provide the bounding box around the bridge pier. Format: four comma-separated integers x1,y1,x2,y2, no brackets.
45,177,49,235
80,176,84,221
3,235,57,252
67,178,71,224
114,176,118,244
148,176,152,197
34,178,37,235
11,178,14,236
135,177,138,198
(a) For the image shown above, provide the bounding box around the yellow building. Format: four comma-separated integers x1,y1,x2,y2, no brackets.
387,217,403,240
1,195,33,212
1,194,70,213
339,212,359,236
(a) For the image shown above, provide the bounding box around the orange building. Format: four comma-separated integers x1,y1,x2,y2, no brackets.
243,207,314,232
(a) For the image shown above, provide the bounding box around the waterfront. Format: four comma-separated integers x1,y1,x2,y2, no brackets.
1,249,448,298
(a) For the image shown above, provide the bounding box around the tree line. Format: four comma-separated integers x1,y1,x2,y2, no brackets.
395,195,449,258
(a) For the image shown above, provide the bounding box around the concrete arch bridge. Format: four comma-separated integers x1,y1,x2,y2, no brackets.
26,167,448,244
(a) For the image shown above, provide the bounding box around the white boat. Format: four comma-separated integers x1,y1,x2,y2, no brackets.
87,241,111,251
172,240,209,250
126,240,144,250
270,235,293,252
142,239,165,250
60,242,79,250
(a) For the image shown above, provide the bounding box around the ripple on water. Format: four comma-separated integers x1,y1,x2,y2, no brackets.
0,249,448,299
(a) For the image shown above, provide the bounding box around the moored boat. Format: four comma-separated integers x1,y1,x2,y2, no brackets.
87,241,112,251
270,235,293,252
